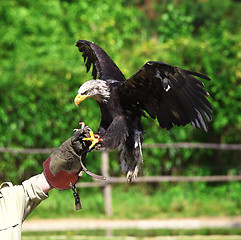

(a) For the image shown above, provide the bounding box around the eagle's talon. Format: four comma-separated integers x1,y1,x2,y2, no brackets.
73,122,86,132
94,143,102,150
79,122,85,129
74,122,92,133
83,131,101,149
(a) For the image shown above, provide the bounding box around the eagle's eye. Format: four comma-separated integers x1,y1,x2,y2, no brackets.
81,90,89,95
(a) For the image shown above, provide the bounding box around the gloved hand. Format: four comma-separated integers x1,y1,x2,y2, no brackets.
43,127,92,190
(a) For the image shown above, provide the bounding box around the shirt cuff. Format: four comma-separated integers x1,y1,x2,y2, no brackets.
22,174,49,202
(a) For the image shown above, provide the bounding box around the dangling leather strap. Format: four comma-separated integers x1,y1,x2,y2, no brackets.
69,182,82,210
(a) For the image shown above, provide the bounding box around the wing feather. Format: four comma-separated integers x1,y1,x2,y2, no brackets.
76,40,126,82
120,61,212,131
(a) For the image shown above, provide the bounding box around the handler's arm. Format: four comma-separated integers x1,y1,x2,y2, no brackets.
0,127,95,239
0,175,48,239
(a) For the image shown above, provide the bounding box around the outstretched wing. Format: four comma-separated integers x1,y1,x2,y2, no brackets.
119,61,212,131
76,40,126,82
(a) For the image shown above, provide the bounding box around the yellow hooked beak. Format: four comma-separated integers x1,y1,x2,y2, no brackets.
74,94,89,107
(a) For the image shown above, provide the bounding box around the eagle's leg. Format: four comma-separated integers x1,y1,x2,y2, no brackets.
127,165,141,183
120,129,143,183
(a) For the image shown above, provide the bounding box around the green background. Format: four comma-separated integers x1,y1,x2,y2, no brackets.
0,0,240,186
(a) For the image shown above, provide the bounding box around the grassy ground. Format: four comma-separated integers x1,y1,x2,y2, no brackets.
24,180,241,240
29,181,241,219
22,228,241,240
21,236,241,240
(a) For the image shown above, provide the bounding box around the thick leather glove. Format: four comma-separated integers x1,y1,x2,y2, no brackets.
43,127,91,190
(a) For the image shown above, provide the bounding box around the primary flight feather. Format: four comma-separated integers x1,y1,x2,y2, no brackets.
74,40,212,182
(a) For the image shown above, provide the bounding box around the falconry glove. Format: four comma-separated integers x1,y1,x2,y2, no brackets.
43,127,91,191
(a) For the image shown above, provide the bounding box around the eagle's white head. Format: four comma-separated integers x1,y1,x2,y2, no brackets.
74,80,110,106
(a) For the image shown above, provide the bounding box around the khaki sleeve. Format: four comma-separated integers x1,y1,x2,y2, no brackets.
0,175,48,239
22,174,49,220
0,182,25,238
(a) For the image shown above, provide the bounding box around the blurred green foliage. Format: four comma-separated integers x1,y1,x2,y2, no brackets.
29,181,241,219
0,0,240,182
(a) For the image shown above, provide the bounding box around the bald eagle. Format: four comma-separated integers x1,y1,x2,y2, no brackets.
74,40,212,182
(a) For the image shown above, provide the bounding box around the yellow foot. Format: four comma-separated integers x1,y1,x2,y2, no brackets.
83,131,101,149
